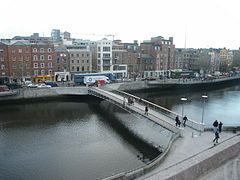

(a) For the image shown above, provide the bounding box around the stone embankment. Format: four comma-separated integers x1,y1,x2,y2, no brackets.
107,76,240,92
0,87,88,102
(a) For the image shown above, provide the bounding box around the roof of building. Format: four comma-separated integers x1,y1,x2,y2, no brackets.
55,46,68,52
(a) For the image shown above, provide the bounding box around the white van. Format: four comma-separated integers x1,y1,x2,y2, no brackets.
84,76,110,85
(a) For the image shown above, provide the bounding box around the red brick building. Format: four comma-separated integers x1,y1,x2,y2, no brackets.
31,42,56,77
0,40,56,83
7,41,32,82
0,42,9,79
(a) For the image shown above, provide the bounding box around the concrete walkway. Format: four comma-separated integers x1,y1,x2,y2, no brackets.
136,129,240,180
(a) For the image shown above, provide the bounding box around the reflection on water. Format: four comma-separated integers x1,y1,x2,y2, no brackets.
0,97,164,180
134,85,240,126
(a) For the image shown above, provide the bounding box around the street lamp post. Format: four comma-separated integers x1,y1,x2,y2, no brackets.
201,95,208,124
181,97,187,122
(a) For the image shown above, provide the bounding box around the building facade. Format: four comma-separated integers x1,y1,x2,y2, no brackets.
97,39,113,72
67,45,92,73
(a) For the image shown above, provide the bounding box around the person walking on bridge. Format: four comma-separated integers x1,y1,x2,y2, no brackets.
213,120,219,133
183,115,188,127
218,121,223,133
145,106,148,116
175,115,180,127
213,129,220,145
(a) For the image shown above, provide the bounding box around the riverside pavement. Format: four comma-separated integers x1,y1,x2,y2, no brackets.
135,128,240,180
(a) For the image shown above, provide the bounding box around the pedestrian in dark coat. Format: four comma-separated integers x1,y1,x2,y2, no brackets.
175,115,180,127
213,130,220,144
213,120,218,133
145,106,148,116
218,121,223,133
183,115,188,127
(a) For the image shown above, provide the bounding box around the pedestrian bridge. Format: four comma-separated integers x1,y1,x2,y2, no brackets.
88,87,204,134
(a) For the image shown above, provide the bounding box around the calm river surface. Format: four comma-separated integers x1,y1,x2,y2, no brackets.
0,84,239,180
0,97,164,180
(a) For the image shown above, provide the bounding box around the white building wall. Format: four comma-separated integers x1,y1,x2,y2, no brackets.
97,39,113,73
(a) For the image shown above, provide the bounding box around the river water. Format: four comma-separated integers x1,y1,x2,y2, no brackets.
0,97,165,180
0,84,239,180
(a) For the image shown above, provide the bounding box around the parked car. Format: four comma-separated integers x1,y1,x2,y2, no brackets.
27,83,38,88
37,84,51,88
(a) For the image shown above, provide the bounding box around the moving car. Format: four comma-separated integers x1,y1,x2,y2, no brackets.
37,84,51,88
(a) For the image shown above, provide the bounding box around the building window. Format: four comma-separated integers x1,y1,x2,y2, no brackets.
40,55,44,60
77,54,79,57
33,48,37,53
48,48,52,52
82,54,84,57
82,66,84,71
82,60,84,63
103,53,110,58
40,48,44,53
48,62,52,68
48,55,52,60
98,47,101,51
1,65,5,70
33,55,38,61
40,63,45,68
71,66,74,71
34,63,38,68
103,47,110,52
77,67,79,71
48,69,52,75
77,60,79,63
12,49,16,53
12,64,17,69
34,70,38,76
12,56,16,61
72,60,74,63
0,57,4,61
98,53,101,58
0,49,4,53
19,49,22,53
41,70,45,75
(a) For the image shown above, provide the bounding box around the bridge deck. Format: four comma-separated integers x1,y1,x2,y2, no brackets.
88,87,204,133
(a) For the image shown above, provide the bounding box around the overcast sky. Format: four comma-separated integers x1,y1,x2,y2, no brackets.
1,0,240,49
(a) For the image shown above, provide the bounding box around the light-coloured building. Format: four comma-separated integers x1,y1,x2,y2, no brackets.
97,39,113,72
67,45,92,73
